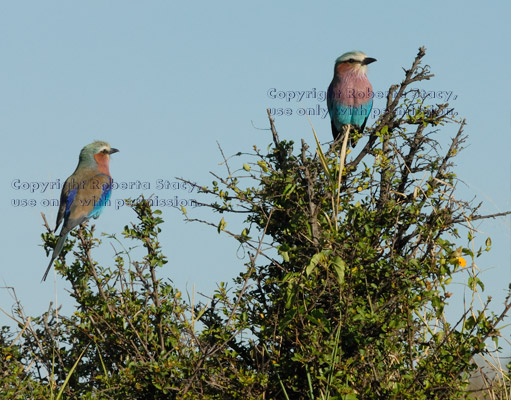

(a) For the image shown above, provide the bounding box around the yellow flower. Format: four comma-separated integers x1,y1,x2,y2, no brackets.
458,257,467,267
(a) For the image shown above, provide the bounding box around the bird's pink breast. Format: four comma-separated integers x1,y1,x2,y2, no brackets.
332,65,373,107
94,153,111,176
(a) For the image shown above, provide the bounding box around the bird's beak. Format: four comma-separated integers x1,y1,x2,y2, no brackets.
362,57,377,65
109,148,119,154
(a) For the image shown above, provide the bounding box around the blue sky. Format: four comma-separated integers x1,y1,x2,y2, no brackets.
1,1,510,354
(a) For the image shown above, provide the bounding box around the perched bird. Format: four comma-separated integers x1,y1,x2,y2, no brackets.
42,141,119,281
327,51,376,143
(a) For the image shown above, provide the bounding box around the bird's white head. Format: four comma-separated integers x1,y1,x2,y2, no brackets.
334,51,377,76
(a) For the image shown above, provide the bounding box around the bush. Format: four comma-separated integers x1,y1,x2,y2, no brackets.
1,47,510,399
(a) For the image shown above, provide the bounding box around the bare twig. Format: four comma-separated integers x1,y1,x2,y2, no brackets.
452,210,511,224
267,108,280,147
41,212,52,232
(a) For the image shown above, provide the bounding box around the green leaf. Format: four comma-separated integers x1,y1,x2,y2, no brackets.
468,276,485,292
217,217,227,233
331,256,346,286
306,252,327,276
257,160,269,172
283,183,296,196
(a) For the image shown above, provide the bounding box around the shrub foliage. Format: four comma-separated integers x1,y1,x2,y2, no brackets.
2,47,510,399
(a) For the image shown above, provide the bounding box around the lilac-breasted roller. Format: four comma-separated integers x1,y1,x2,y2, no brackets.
42,141,119,281
327,51,376,143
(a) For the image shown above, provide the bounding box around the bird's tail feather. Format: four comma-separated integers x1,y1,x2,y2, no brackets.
42,233,68,282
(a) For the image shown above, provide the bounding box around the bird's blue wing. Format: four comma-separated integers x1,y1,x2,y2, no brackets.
89,175,113,219
359,98,373,131
64,188,78,220
59,173,113,235
331,99,372,130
